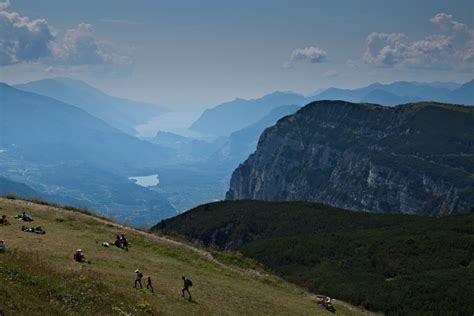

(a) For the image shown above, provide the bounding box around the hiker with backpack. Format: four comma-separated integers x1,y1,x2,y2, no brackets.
181,276,192,301
134,269,143,289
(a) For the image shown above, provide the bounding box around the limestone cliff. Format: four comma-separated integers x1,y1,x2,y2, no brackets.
226,101,474,215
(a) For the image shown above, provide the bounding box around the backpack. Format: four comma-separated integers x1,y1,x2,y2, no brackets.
187,279,193,287
139,272,143,278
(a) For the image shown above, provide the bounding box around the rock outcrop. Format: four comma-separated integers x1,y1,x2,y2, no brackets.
226,101,474,215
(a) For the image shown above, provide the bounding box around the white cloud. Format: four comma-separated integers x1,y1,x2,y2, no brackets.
364,13,474,71
0,4,131,68
289,46,327,64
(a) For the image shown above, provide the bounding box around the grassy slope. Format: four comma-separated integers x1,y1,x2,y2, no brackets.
154,200,474,315
0,198,369,316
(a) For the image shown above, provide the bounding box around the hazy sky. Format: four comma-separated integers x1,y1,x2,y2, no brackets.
1,0,473,109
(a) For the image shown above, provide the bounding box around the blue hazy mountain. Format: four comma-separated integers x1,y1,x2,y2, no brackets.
447,79,474,105
149,131,226,163
313,81,462,104
15,78,167,134
0,83,175,225
189,80,471,138
361,89,420,105
0,83,171,171
0,176,39,199
190,91,307,136
210,104,301,168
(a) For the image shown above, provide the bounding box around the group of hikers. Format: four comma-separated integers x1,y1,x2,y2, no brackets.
73,246,193,300
133,269,155,293
1,207,335,310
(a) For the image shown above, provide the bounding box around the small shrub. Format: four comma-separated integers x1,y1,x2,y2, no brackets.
136,298,152,313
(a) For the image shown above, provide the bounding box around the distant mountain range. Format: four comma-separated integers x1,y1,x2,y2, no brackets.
190,91,307,136
15,78,167,135
227,100,474,216
190,80,473,137
0,82,175,225
210,104,300,169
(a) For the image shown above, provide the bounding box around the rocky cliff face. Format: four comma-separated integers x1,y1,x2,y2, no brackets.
226,101,474,216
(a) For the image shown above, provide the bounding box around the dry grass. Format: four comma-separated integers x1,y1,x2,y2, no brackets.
0,198,373,315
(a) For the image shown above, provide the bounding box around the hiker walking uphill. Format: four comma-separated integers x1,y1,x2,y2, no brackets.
134,269,143,289
181,276,193,301
146,276,154,293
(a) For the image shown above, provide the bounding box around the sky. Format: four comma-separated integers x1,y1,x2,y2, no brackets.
0,0,473,110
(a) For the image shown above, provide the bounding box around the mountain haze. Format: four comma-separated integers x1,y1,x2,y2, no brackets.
15,78,167,134
190,91,307,136
0,83,175,225
189,80,472,139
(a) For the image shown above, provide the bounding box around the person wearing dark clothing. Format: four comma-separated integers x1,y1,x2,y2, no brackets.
146,276,154,293
0,215,10,225
73,249,90,264
134,269,143,289
121,234,129,251
182,276,192,301
114,235,123,248
17,212,33,222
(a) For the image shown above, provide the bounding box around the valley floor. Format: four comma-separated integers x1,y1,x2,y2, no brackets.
0,198,372,315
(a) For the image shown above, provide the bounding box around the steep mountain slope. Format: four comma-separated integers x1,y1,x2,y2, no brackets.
154,200,474,315
15,78,167,134
190,91,307,136
0,83,175,224
0,198,366,315
211,104,300,168
226,101,474,216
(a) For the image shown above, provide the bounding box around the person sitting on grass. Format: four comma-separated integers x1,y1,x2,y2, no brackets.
0,240,5,253
73,249,91,264
114,235,124,249
121,234,129,250
0,215,10,225
181,276,193,301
